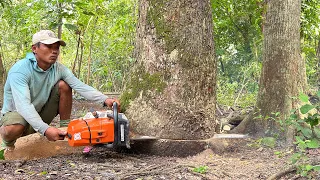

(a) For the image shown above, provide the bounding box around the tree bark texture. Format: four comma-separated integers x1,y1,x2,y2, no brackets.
236,0,306,140
0,50,4,105
122,0,216,140
316,39,320,88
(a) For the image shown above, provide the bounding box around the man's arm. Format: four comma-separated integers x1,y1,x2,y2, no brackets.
9,72,50,135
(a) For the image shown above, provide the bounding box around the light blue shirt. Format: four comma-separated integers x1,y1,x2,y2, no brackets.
1,52,108,135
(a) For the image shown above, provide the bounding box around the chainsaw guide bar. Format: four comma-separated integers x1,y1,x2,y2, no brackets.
130,135,159,141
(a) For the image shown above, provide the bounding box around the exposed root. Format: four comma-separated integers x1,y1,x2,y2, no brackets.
267,165,296,180
0,159,26,166
118,164,181,179
268,156,320,180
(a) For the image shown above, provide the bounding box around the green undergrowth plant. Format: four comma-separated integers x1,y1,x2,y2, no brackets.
0,149,4,160
284,92,320,177
193,165,209,174
248,111,280,149
247,136,277,149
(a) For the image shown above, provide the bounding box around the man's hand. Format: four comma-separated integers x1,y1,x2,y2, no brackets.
104,98,121,111
44,127,67,141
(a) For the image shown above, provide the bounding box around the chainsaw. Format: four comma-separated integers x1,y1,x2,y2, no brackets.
66,102,130,149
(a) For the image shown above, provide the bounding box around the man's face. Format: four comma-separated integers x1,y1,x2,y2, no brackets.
32,42,60,70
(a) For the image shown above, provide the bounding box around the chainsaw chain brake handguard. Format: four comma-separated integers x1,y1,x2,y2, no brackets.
66,102,130,149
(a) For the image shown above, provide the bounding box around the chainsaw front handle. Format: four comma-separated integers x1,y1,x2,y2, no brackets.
104,98,121,112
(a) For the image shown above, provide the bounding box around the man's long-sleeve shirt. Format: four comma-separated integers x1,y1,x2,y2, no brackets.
1,52,108,135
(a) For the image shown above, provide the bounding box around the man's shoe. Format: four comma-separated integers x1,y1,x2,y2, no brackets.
1,141,15,152
5,145,15,152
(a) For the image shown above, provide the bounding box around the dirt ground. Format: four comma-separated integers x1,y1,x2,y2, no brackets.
0,99,319,179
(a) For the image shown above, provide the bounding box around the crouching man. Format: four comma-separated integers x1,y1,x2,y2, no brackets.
0,30,119,152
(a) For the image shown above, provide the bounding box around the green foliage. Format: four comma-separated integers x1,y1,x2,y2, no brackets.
0,149,4,160
0,0,137,93
274,151,282,157
247,137,276,148
214,0,320,110
247,138,263,148
285,92,320,177
217,71,258,108
0,0,319,105
0,0,10,8
274,149,293,158
261,137,276,148
193,166,208,174
300,104,315,115
212,0,263,85
38,171,47,175
301,0,320,87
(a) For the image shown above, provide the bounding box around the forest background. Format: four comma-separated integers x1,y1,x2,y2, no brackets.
0,0,319,108
0,0,320,178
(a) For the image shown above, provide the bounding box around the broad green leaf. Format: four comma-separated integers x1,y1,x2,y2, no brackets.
295,136,304,143
193,166,208,174
300,104,314,114
296,124,306,132
83,11,95,16
299,93,309,103
39,171,47,175
74,2,88,7
290,109,297,113
317,91,320,98
0,149,4,160
298,143,308,150
290,153,301,164
301,171,308,177
313,165,320,171
274,151,281,155
261,137,276,148
301,128,312,138
305,115,319,127
305,164,313,171
306,139,319,149
314,127,320,138
64,23,77,31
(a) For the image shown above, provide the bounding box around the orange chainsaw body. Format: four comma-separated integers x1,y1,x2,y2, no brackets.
66,103,130,149
67,117,115,147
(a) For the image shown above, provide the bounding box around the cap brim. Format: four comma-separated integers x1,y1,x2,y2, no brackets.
40,38,66,46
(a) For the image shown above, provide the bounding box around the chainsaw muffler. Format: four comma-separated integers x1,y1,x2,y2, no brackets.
67,102,130,149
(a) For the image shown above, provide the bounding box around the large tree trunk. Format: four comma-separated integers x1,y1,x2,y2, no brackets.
317,38,320,89
121,0,217,140
0,47,4,106
233,0,305,142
